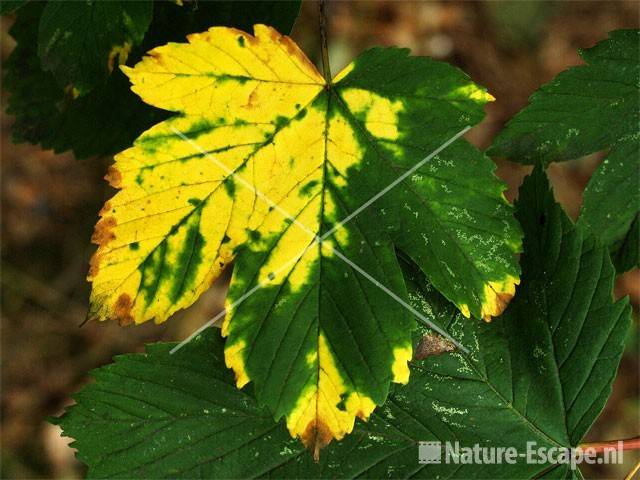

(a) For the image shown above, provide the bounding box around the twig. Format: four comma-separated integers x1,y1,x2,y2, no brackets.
318,0,332,84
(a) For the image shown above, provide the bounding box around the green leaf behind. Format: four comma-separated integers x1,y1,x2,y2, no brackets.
3,1,166,159
56,167,630,478
54,331,304,478
38,0,154,95
489,29,640,272
578,141,639,272
3,0,302,158
490,29,639,164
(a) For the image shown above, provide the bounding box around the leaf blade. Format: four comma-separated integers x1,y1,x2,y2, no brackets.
89,25,522,449
489,29,639,271
489,29,639,164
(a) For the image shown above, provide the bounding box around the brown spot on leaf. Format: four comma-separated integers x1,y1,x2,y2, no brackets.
114,294,134,326
148,48,163,61
98,201,112,216
104,166,122,188
88,252,101,278
301,419,333,462
278,34,322,80
245,87,258,108
414,333,456,360
266,26,280,43
356,410,367,420
91,216,117,247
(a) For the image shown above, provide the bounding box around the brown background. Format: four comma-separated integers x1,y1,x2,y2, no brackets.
1,1,638,478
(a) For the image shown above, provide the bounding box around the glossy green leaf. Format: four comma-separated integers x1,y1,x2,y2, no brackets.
56,168,629,478
490,29,639,271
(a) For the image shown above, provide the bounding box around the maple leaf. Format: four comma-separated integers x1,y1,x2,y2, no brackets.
88,25,521,451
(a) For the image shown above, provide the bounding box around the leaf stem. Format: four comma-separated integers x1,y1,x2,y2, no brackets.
578,435,640,453
318,0,332,84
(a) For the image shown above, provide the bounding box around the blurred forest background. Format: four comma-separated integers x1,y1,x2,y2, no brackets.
1,1,638,478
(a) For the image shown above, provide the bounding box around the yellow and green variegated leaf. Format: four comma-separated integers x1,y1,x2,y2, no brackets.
88,25,521,452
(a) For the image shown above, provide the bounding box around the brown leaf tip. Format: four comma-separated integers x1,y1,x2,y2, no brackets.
301,420,333,462
482,291,514,322
114,293,134,326
104,166,123,188
91,216,117,247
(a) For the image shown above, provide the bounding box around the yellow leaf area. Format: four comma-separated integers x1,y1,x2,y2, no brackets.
87,25,518,453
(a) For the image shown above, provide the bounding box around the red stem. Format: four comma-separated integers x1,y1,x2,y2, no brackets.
578,436,640,454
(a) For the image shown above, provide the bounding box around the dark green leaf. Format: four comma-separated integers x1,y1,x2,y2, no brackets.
54,331,305,478
610,214,639,273
577,141,640,272
508,167,631,446
490,29,639,164
0,0,28,14
489,29,640,272
56,168,629,478
3,1,166,159
3,0,302,158
38,0,154,95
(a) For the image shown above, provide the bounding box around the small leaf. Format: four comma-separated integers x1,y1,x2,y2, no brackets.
88,25,521,449
490,29,639,271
